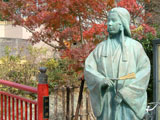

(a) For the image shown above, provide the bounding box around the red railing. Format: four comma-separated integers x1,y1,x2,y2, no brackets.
0,80,37,94
0,67,49,120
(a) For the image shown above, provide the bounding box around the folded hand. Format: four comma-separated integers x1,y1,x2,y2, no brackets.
104,78,114,87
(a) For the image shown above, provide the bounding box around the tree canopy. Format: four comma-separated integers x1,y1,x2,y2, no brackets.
0,0,155,73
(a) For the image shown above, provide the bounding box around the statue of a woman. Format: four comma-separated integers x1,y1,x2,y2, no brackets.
84,7,150,120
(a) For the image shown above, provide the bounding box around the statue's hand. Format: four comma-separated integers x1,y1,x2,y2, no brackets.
104,78,114,87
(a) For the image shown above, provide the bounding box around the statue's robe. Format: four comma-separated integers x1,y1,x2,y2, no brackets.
84,37,150,120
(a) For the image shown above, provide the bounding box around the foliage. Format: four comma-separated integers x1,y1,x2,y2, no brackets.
43,58,80,92
61,0,156,74
144,0,160,27
0,46,39,98
137,27,160,102
0,46,79,97
118,0,156,38
0,0,110,47
0,1,157,102
138,33,154,102
0,0,155,73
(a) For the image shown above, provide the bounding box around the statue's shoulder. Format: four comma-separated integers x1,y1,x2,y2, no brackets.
126,37,143,49
94,40,107,50
97,40,107,47
89,40,107,56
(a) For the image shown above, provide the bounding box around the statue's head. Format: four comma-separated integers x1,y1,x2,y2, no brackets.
107,7,131,37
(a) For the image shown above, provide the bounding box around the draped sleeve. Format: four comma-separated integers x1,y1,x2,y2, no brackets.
84,42,109,117
118,43,150,119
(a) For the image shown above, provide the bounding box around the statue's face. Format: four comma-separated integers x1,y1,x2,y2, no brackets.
107,12,122,35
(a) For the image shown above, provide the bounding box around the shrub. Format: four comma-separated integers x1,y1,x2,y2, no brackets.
0,46,80,97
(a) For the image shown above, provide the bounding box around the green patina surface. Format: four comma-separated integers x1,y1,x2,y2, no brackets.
84,7,150,120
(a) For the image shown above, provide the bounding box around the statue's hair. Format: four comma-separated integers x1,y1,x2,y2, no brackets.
109,7,131,37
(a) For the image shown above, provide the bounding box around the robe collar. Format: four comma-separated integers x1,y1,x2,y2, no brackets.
102,33,128,62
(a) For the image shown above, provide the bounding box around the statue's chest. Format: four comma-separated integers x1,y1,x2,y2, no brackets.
97,47,122,78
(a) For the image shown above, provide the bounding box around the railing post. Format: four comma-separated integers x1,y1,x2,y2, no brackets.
38,67,49,120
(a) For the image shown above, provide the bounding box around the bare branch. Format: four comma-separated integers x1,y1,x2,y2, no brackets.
41,39,64,49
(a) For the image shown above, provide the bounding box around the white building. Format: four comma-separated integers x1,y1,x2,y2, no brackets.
0,21,53,58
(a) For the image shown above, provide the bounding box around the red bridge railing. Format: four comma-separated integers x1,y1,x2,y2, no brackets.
0,67,49,120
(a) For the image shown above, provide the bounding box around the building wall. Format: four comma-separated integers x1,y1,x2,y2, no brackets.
0,21,54,58
0,21,32,39
0,37,30,57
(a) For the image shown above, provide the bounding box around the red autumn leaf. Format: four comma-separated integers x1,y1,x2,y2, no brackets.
0,0,156,74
